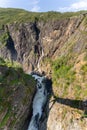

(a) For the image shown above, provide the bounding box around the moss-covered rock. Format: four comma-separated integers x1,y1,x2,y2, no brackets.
0,59,36,130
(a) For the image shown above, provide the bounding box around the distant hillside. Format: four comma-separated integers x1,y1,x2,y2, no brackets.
0,8,87,27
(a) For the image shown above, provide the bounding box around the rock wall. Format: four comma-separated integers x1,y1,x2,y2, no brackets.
0,15,84,73
0,65,36,130
0,13,87,130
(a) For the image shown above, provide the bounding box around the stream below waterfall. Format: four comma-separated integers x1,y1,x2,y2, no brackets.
27,73,51,130
27,45,52,130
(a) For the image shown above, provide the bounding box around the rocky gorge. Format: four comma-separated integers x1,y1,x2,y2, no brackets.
0,8,87,130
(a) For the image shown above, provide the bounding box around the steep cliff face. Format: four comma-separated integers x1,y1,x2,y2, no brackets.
0,59,36,130
39,14,87,130
0,9,87,130
0,22,41,72
0,14,84,73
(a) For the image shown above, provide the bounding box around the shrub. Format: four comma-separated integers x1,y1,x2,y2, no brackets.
52,56,75,86
0,32,9,47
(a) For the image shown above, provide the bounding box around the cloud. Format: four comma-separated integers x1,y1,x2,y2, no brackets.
58,0,87,12
0,0,11,7
31,5,40,12
0,0,40,12
30,0,40,12
29,0,39,5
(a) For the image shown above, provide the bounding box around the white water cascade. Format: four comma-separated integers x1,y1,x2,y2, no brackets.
27,74,47,130
37,48,44,73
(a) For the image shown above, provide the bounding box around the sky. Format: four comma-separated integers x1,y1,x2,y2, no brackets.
0,0,87,12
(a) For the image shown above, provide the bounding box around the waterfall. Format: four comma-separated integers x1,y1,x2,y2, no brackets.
27,44,48,130
27,74,47,130
37,48,44,73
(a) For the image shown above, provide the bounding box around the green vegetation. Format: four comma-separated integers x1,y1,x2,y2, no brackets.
0,57,35,88
81,63,87,73
0,57,36,128
52,56,76,98
0,57,21,68
83,16,87,27
0,32,9,48
0,32,9,44
0,109,12,127
0,8,86,27
52,54,87,101
84,53,87,61
0,8,87,126
74,85,82,99
83,113,87,118
52,56,75,87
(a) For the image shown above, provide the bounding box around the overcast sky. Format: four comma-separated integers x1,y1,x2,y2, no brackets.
0,0,87,12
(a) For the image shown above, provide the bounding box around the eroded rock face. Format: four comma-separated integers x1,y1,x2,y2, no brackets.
39,96,87,130
0,22,41,72
47,100,87,130
0,14,87,130
0,66,36,130
0,15,84,73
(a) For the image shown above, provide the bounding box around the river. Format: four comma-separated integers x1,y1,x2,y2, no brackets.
27,73,48,130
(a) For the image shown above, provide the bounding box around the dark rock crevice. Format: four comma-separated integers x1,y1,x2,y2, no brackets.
6,33,17,61
0,15,86,72
33,22,40,41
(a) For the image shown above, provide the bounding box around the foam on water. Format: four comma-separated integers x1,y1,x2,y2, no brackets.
28,74,47,130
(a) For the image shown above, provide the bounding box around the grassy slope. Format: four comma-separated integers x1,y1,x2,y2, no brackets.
0,58,36,129
51,17,87,100
50,17,87,119
40,16,87,120
0,7,85,103
0,8,87,99
0,8,87,27
0,8,87,121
